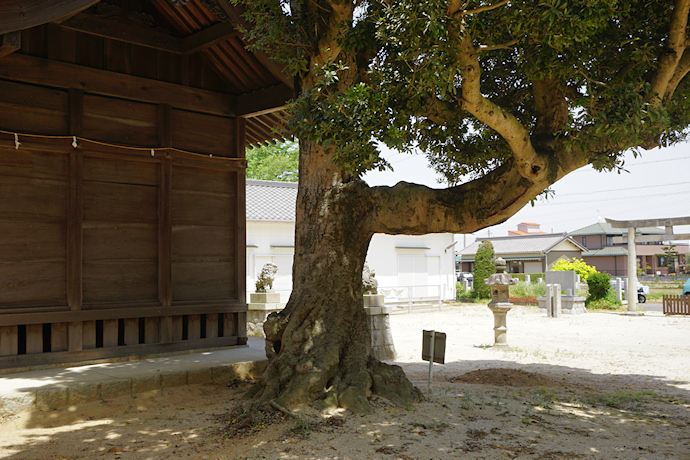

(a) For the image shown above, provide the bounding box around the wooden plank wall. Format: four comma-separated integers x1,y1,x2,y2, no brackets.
0,77,248,368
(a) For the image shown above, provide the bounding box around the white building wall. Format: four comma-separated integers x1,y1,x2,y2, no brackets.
246,220,295,303
365,233,456,303
246,222,456,304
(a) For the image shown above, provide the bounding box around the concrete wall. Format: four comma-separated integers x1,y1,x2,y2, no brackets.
366,233,457,302
247,221,456,303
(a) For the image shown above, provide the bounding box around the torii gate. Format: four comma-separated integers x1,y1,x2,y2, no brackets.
606,216,690,314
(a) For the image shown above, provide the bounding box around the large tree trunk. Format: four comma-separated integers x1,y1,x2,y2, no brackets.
251,140,423,412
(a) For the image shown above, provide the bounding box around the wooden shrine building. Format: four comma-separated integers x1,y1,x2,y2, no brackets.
0,0,291,369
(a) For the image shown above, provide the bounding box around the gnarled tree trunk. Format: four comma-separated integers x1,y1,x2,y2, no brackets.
252,140,423,412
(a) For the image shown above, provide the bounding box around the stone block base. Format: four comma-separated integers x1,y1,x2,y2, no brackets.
247,301,285,337
365,306,396,361
537,295,587,315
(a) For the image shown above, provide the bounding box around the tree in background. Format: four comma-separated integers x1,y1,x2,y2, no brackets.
473,241,496,299
658,244,680,274
551,259,598,280
246,140,298,182
236,1,690,411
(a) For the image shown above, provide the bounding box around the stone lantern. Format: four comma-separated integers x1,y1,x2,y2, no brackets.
484,258,517,346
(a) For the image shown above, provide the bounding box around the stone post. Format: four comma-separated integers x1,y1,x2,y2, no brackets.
546,283,561,317
364,294,396,360
627,227,639,313
525,274,531,283
485,258,517,346
615,277,623,301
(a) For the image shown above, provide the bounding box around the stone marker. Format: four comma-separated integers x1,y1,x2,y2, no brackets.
484,258,517,346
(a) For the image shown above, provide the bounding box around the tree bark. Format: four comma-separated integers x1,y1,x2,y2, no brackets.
253,140,423,412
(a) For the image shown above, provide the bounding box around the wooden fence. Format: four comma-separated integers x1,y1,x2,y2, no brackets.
662,295,690,315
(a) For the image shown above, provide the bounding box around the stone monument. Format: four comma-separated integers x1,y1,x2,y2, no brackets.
248,263,284,337
484,258,517,346
537,270,586,314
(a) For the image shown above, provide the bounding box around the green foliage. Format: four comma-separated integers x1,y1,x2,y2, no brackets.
658,244,679,273
510,281,546,299
551,259,598,279
586,291,623,310
235,0,690,182
473,241,495,299
510,273,545,282
246,140,299,182
456,282,465,300
586,272,611,304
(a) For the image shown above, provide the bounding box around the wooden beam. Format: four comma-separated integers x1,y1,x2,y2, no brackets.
59,13,238,56
236,84,292,117
0,0,99,34
0,303,248,327
0,53,236,116
59,12,182,53
0,32,21,58
215,0,293,89
181,21,238,55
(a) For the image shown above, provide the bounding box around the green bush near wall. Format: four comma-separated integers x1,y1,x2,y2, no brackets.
511,273,545,282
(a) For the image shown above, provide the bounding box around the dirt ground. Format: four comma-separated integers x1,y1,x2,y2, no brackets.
1,304,689,459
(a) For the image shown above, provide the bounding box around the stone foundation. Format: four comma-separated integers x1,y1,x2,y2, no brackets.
537,295,587,315
364,294,396,360
247,292,284,337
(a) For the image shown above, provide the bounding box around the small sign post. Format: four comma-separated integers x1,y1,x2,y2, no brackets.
422,330,446,396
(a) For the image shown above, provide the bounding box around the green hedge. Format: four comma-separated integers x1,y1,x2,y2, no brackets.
511,273,545,282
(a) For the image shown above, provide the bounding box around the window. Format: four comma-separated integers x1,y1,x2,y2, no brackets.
582,237,587,247
606,236,613,246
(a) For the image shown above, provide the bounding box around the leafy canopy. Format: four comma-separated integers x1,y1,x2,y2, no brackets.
551,258,598,279
246,140,299,182
237,0,690,183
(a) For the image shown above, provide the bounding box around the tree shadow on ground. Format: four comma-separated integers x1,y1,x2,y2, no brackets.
2,359,689,459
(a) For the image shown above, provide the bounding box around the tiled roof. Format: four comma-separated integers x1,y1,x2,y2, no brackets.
569,222,665,236
246,180,297,221
582,247,628,257
458,233,584,258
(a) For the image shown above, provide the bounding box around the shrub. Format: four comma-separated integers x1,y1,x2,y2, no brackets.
456,282,466,300
510,281,546,298
586,291,623,310
511,272,545,282
586,272,611,304
551,258,598,279
473,240,495,299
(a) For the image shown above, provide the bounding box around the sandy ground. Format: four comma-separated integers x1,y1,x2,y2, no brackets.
1,304,689,459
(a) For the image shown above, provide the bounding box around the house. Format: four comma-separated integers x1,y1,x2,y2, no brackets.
0,1,290,369
246,180,457,304
457,233,586,274
508,222,546,236
569,222,690,276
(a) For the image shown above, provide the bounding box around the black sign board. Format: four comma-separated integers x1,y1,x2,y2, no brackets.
422,330,446,364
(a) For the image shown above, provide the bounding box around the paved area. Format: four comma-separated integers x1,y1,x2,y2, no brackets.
0,337,267,416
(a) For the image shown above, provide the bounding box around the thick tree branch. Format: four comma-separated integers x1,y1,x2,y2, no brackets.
420,95,461,125
667,49,690,97
532,78,569,148
368,144,586,236
452,0,510,17
650,0,690,100
455,33,546,179
478,39,518,52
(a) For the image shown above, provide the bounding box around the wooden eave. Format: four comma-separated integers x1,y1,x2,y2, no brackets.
0,0,292,147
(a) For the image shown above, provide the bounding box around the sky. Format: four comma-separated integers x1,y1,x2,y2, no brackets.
363,142,690,247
